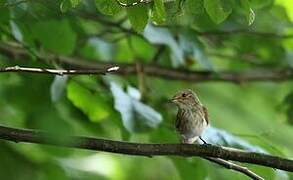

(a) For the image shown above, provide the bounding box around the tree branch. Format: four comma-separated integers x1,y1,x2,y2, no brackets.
204,157,264,180
195,29,293,39
0,125,292,172
0,43,292,82
0,65,119,75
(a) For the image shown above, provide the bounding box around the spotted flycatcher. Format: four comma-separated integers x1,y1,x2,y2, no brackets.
171,89,208,144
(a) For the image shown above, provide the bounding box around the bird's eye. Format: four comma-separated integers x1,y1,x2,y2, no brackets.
182,93,186,97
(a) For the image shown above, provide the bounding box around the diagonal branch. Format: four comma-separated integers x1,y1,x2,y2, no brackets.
0,43,292,82
204,157,264,180
0,125,292,172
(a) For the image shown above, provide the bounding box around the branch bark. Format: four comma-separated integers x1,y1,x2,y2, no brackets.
0,125,292,172
204,157,264,180
0,65,119,75
0,43,292,83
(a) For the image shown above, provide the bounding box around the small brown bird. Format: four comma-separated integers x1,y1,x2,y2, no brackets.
171,89,209,144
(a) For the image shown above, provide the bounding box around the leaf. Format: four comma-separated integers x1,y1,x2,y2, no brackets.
110,82,162,132
70,0,81,7
250,0,273,9
283,91,293,125
152,0,166,24
80,37,114,60
95,0,122,15
60,0,81,12
171,157,207,180
31,19,77,55
204,0,232,24
247,8,255,26
50,75,68,102
143,25,184,67
60,0,71,13
126,2,149,32
203,127,267,153
240,0,255,26
0,9,9,23
67,81,110,122
178,31,213,70
10,20,23,42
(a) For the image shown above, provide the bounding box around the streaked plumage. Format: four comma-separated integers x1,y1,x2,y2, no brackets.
171,89,209,144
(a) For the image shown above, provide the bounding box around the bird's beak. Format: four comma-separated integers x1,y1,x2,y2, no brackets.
170,97,179,103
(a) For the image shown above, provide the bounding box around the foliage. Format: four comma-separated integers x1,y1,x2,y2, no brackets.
0,0,292,179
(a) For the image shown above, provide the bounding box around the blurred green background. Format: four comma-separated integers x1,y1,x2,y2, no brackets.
0,0,292,179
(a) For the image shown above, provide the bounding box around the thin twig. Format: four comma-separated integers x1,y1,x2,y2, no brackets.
0,66,120,75
204,157,264,180
196,29,293,39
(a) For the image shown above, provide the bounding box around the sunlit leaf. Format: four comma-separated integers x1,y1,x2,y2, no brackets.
67,81,110,122
143,25,184,67
70,0,81,7
10,20,23,42
240,0,255,26
204,0,232,24
31,19,77,55
275,0,293,22
203,127,267,153
250,0,273,9
60,0,71,13
127,2,149,32
95,0,122,15
152,0,166,24
178,31,213,70
81,37,114,60
50,75,68,102
110,82,162,132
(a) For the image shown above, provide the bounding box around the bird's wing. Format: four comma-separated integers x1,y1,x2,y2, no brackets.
175,109,183,130
202,106,209,125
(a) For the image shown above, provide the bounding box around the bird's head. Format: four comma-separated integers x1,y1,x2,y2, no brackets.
171,89,201,109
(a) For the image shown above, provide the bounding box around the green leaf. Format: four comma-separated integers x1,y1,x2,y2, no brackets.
95,0,122,15
143,25,184,67
283,91,293,125
10,20,23,42
171,157,207,180
110,82,162,133
67,81,110,122
60,0,71,13
0,8,9,23
127,3,149,32
80,37,114,60
204,0,232,24
50,75,68,102
60,0,81,12
247,8,255,26
31,19,77,55
204,127,267,153
70,0,81,7
250,0,273,9
152,0,166,24
240,0,255,26
178,31,213,70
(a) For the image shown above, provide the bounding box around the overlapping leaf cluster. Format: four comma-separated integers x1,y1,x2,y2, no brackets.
0,0,292,179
